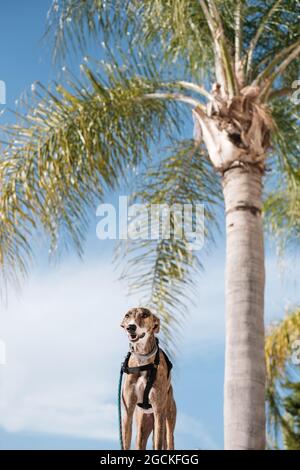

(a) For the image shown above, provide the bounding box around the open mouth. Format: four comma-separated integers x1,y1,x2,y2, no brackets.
128,332,146,342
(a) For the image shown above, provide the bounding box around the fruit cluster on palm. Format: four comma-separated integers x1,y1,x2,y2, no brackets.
0,1,299,449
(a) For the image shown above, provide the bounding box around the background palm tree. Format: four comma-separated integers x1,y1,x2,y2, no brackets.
281,381,300,449
0,0,299,449
265,309,300,449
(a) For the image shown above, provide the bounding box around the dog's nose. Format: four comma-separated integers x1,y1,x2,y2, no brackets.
127,324,137,332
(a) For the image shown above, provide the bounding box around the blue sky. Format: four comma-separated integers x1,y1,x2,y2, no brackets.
0,0,299,450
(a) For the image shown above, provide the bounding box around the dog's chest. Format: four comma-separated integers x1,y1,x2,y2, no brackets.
135,372,147,400
135,373,154,414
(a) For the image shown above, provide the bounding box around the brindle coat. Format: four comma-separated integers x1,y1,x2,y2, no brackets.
120,307,176,450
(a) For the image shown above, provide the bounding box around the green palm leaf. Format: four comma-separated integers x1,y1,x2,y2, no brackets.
115,140,221,351
265,309,300,448
0,62,179,285
264,96,300,248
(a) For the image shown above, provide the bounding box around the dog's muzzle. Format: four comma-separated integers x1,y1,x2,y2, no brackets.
126,325,146,342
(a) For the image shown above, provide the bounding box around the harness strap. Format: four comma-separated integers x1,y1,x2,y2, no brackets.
137,346,160,410
121,339,173,411
121,351,131,374
124,363,154,374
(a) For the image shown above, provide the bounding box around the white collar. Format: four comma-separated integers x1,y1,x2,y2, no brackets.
130,342,158,361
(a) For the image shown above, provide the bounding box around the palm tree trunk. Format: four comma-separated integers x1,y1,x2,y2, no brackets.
222,165,266,450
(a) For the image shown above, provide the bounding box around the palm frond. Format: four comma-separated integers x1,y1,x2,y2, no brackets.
0,61,181,285
265,309,300,448
245,0,283,77
45,0,121,62
115,140,221,353
46,1,300,99
46,0,215,78
264,96,300,249
245,0,300,82
265,309,300,382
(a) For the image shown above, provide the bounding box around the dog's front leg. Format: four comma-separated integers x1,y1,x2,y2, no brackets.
135,409,154,450
122,388,137,450
153,409,166,450
122,408,135,450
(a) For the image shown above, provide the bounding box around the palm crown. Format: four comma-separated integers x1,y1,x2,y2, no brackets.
1,0,299,341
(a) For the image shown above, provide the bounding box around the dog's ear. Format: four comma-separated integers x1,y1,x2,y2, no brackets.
152,314,160,334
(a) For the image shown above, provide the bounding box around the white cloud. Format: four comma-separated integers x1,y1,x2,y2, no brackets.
1,248,295,448
0,258,218,447
0,260,132,441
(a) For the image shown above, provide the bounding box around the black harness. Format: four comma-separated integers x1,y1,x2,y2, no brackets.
121,338,172,410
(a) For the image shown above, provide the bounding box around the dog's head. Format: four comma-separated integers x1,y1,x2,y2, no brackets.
120,307,160,343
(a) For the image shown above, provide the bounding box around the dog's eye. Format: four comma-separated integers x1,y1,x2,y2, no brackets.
125,314,130,318
142,313,149,318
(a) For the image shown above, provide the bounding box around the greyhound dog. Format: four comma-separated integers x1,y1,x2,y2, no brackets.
120,307,176,450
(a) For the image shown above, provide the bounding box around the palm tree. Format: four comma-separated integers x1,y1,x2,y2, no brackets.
281,381,300,449
265,309,300,449
1,0,299,449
